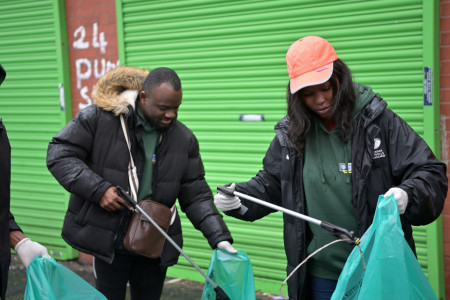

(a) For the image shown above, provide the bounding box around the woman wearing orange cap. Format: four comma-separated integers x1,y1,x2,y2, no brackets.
214,36,447,299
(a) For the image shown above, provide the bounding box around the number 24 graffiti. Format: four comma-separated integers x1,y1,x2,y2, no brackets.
73,23,108,54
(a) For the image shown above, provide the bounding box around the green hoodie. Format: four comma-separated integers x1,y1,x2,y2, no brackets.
303,83,375,280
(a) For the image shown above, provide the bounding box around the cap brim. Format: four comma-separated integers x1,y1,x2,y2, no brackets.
290,62,333,94
0,65,5,86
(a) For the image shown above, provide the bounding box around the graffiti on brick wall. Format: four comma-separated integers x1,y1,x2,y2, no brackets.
72,23,119,111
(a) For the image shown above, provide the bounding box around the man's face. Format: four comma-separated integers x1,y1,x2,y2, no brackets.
139,83,182,128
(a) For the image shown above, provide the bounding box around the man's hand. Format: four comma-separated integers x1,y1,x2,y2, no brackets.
384,187,408,214
217,241,238,254
15,238,51,268
100,186,129,212
214,183,241,212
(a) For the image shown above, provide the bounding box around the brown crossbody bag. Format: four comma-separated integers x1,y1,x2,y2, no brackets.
120,115,176,258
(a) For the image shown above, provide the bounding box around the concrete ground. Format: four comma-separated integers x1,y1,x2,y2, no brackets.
6,254,276,299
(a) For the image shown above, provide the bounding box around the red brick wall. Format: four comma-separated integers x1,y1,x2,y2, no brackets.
441,1,450,299
65,0,119,117
65,0,119,263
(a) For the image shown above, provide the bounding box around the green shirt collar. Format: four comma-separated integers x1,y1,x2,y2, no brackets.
137,107,157,133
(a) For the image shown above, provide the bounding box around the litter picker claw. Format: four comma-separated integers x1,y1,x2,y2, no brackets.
217,186,360,245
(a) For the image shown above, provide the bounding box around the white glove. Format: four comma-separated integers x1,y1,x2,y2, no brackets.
217,241,238,254
384,187,408,214
214,183,241,212
15,238,51,268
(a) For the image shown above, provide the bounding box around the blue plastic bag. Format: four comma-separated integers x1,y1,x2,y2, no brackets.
24,256,106,300
201,248,256,300
331,195,437,300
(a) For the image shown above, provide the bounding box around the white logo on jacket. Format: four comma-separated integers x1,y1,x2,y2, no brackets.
373,138,385,159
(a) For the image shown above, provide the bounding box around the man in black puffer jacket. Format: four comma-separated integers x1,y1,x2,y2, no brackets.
46,66,235,300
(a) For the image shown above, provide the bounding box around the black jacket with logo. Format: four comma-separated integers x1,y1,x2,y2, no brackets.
47,67,232,265
227,94,447,299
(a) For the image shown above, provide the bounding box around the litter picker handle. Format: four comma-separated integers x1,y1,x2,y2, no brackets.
217,185,235,197
218,186,321,226
116,186,136,208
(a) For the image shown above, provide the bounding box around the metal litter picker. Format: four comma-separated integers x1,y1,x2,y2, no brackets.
217,186,360,245
116,186,231,300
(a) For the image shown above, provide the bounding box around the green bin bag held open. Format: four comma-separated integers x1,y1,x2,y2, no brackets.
24,256,106,300
201,248,256,300
331,194,437,300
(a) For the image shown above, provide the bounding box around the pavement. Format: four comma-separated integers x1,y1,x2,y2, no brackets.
6,254,276,299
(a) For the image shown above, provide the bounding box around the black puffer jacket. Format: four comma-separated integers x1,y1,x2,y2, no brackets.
228,95,447,299
47,67,232,265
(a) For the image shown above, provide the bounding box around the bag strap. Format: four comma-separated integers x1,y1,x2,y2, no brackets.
120,115,139,202
120,114,177,224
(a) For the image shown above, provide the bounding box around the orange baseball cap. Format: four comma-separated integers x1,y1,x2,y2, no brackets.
286,36,338,94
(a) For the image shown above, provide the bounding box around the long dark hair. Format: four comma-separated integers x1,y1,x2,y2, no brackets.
286,58,356,154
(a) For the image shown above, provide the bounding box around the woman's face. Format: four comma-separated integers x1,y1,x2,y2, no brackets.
298,80,334,119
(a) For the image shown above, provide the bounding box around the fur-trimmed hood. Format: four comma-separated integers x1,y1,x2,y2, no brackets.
91,66,149,116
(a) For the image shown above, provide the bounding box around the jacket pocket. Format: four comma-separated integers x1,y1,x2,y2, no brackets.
74,202,91,225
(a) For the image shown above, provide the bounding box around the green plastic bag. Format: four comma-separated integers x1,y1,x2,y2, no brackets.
201,248,256,300
24,256,106,300
331,195,437,300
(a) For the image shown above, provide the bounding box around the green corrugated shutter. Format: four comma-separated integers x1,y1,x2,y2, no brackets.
0,0,76,259
116,0,444,296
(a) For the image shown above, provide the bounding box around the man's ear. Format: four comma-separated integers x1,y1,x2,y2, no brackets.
139,91,147,104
